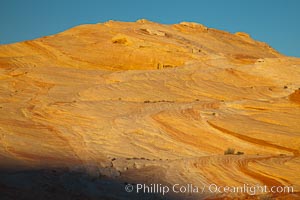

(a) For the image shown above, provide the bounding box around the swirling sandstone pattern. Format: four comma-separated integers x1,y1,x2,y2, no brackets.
0,20,300,199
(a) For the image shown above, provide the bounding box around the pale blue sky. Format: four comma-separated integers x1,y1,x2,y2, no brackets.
1,0,299,57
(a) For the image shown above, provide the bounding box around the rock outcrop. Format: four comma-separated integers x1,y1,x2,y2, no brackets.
0,20,300,199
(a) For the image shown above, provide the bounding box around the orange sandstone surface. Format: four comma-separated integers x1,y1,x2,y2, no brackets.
0,20,300,199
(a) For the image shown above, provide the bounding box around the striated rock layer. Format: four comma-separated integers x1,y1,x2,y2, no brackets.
0,20,300,199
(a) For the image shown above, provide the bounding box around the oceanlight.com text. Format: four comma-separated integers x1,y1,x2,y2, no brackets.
124,183,294,196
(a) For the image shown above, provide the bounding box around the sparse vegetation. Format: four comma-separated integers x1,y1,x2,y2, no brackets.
163,64,174,68
224,148,244,155
224,148,235,155
112,36,129,45
284,85,288,89
144,100,174,103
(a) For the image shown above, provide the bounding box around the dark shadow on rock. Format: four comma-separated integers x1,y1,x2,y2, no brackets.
0,166,185,200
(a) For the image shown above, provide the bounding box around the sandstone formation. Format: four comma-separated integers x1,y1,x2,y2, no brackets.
0,20,300,199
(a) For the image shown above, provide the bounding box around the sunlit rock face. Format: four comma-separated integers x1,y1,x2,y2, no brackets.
0,20,300,199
